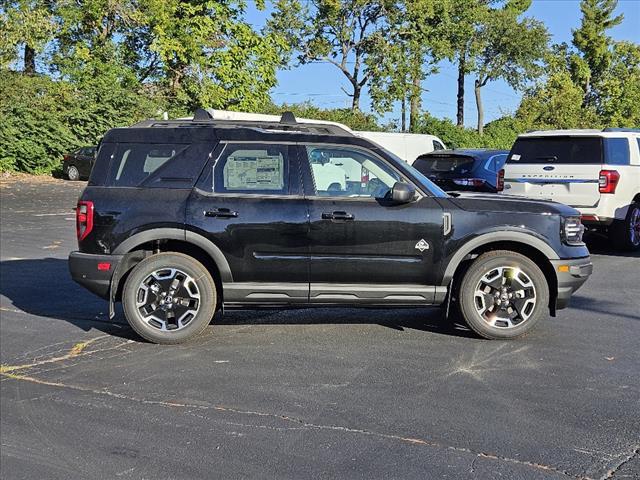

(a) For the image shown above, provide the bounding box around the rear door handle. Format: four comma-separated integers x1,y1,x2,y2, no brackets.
204,208,238,218
322,211,354,221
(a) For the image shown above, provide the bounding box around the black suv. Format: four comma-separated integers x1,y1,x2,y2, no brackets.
69,110,593,344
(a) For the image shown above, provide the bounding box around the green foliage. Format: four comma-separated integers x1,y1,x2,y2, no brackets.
298,0,387,111
261,101,381,131
518,1,639,129
415,114,522,150
0,72,160,174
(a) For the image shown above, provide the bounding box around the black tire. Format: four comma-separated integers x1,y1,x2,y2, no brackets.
122,252,217,344
610,202,640,252
458,250,549,340
67,165,80,181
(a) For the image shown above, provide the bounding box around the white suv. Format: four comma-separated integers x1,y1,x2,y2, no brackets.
500,129,640,251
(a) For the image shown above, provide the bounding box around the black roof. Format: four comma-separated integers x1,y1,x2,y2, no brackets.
419,149,509,160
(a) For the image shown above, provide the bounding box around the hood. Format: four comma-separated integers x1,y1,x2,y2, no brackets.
446,192,580,216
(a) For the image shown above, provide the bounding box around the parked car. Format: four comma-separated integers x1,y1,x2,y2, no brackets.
355,131,447,164
62,146,96,180
69,109,592,344
195,109,447,165
412,149,508,193
500,129,640,251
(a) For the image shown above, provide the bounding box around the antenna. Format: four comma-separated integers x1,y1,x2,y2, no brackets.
280,111,297,125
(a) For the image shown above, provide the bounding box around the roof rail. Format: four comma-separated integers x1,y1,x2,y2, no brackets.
130,109,354,136
602,127,640,133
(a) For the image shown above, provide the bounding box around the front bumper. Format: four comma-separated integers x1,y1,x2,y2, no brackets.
68,251,122,300
551,257,593,310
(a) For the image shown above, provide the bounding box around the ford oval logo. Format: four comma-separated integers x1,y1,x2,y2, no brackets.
543,165,555,171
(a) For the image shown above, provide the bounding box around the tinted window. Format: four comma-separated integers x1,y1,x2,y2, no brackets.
211,144,289,195
305,145,401,198
414,155,476,175
603,138,630,165
106,143,188,187
433,140,445,151
508,137,602,164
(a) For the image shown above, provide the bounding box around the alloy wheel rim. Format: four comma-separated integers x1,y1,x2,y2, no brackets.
68,166,79,180
473,266,537,329
136,268,200,331
630,207,640,246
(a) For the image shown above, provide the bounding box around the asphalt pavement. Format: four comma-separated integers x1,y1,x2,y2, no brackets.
1,176,638,479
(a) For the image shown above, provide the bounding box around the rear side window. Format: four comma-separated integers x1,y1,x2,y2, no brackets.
603,138,630,165
106,143,188,187
413,155,476,175
433,140,445,151
508,137,602,164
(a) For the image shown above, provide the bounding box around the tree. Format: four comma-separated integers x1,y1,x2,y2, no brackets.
367,0,449,131
571,0,623,106
126,0,296,114
443,0,490,127
0,0,56,73
469,1,548,134
299,0,387,111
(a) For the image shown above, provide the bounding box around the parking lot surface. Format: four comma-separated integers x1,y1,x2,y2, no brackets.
1,177,639,479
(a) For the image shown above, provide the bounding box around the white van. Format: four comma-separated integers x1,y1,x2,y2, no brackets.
356,131,446,164
501,129,640,251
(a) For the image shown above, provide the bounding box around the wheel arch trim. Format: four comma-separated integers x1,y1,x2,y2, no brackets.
441,231,559,285
112,228,233,282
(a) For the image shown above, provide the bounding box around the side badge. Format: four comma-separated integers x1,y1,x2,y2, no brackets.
415,239,430,252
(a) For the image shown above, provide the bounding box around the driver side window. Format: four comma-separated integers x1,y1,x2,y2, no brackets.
305,145,401,199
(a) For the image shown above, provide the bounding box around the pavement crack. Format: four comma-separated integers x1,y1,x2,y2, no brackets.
0,336,132,374
599,446,639,479
2,370,584,479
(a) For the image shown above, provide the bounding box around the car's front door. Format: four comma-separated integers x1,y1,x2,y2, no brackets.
187,141,309,304
299,144,444,304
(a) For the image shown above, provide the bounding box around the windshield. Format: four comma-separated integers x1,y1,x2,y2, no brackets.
376,146,448,197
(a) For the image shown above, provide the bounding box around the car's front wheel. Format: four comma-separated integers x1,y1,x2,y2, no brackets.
458,250,549,340
122,253,217,344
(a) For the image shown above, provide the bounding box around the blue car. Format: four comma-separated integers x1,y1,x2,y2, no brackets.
412,149,509,193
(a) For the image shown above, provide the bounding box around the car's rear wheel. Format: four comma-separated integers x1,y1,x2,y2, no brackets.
610,202,640,252
458,250,549,340
67,165,80,181
122,253,216,344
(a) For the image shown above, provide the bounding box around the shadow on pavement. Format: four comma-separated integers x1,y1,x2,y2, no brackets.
584,233,640,258
0,258,477,342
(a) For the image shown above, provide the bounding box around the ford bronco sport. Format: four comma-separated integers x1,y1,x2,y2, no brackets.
69,109,593,344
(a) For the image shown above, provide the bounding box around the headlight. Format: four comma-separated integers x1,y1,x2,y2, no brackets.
562,216,585,245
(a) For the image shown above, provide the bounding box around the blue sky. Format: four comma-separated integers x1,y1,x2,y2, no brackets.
247,0,640,128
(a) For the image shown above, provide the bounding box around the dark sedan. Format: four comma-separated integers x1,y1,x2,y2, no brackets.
62,146,96,180
412,149,508,193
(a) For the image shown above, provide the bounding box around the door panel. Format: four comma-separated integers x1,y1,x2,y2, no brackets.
299,144,444,290
186,143,309,287
306,196,443,285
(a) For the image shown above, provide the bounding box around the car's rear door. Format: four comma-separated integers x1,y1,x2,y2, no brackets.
503,136,602,207
186,141,310,305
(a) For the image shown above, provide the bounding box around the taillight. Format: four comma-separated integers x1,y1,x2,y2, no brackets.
599,170,619,194
497,169,505,191
76,200,94,241
453,178,486,187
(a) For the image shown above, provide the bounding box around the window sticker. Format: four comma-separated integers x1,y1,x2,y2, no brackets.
511,154,521,161
224,154,284,190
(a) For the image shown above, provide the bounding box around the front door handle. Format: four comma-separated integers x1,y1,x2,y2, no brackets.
204,208,238,218
322,211,354,221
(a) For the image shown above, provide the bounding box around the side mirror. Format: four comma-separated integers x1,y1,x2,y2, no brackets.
391,181,416,203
